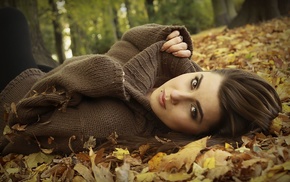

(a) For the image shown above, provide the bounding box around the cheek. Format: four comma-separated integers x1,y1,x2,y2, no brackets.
167,110,196,132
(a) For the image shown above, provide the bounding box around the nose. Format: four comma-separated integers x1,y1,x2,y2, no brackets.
170,90,191,105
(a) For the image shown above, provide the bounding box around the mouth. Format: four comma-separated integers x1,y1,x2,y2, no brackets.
159,90,166,109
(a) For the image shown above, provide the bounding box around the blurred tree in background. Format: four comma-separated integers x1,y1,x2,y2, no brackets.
0,0,288,67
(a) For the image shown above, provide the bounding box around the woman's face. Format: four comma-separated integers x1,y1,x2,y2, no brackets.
149,72,223,135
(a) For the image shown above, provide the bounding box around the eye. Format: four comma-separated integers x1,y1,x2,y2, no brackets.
190,104,197,119
191,77,198,89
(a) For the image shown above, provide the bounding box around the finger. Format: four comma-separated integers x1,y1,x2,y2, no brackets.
161,36,184,51
165,42,188,53
166,30,180,40
179,35,183,42
172,50,191,58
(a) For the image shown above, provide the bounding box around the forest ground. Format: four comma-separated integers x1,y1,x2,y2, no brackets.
0,17,289,182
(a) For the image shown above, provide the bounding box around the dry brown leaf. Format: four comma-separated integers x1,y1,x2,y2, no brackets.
11,123,27,131
157,137,208,172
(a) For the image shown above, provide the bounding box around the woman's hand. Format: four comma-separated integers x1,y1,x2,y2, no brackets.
161,30,191,58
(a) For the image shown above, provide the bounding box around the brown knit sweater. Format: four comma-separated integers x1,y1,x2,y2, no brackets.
0,24,202,155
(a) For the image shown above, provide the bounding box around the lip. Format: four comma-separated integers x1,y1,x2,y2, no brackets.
159,90,166,109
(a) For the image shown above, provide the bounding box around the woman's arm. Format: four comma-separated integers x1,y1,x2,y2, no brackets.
122,24,194,53
106,24,194,65
30,55,127,99
9,55,128,126
123,41,201,93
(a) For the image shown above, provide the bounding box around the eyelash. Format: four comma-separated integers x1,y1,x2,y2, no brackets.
190,104,197,119
191,77,199,89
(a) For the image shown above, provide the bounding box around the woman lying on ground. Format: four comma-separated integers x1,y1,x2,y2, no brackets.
0,7,281,155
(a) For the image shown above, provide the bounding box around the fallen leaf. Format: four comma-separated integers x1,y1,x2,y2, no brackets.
11,123,27,131
115,162,135,182
73,163,95,182
90,148,114,181
25,152,55,169
157,137,208,172
148,152,167,171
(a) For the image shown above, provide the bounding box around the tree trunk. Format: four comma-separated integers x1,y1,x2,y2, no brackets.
278,0,290,16
225,0,237,21
49,0,65,64
212,0,236,26
212,0,230,26
108,4,118,42
124,0,133,27
228,0,281,29
145,0,155,22
67,15,87,56
112,5,122,40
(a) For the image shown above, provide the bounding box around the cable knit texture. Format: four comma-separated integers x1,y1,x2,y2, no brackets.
0,24,202,155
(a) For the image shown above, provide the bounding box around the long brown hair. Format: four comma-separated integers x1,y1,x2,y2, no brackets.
212,68,282,137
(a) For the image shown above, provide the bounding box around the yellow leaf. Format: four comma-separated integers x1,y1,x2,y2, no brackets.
207,166,231,180
25,152,55,169
35,163,48,173
276,83,290,101
4,163,20,174
135,172,157,182
196,149,232,168
112,148,130,160
267,165,284,178
226,53,236,63
282,103,290,113
148,152,167,171
282,161,290,170
270,117,283,134
3,125,12,135
225,143,234,150
270,173,290,182
203,157,215,169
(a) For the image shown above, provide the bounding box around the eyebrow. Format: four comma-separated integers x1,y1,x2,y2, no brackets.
195,74,203,90
196,100,204,124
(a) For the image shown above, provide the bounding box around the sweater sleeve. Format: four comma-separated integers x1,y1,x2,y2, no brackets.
123,41,202,93
31,55,127,99
106,24,194,65
9,54,129,126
